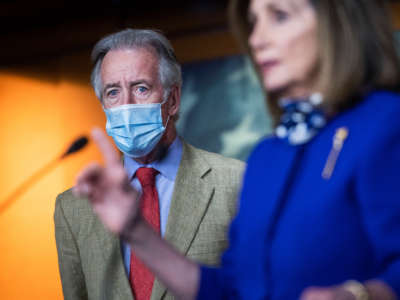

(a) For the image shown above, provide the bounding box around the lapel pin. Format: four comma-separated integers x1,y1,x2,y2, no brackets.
322,127,349,180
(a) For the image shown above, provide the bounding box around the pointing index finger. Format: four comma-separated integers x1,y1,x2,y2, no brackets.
91,127,120,166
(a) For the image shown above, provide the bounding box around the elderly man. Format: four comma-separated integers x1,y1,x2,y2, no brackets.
54,29,244,300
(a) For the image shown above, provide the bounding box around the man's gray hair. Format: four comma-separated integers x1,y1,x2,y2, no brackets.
91,29,182,101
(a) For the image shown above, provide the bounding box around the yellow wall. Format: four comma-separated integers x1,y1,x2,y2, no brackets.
0,60,107,299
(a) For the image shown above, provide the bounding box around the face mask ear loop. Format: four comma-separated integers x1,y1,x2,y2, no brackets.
164,115,171,129
161,94,171,129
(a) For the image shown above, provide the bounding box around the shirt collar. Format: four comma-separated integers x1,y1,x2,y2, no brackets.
123,137,183,181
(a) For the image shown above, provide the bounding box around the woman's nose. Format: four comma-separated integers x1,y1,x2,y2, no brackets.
249,20,269,52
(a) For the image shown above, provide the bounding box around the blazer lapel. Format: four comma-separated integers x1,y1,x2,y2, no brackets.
95,217,134,300
151,142,214,300
261,141,304,237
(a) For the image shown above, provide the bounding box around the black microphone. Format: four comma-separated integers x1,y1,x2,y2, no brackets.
0,136,89,215
61,136,89,158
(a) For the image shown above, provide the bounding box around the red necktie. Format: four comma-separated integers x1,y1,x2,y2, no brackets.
130,167,160,300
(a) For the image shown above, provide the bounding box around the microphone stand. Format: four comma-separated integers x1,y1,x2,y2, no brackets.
0,136,88,215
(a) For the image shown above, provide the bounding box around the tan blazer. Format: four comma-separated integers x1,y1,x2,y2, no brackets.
54,142,244,300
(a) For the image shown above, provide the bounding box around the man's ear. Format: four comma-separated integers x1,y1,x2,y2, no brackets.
168,85,181,117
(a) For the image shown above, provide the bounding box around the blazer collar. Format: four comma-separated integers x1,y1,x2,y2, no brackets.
94,217,134,299
151,142,214,300
251,139,304,235
164,141,213,253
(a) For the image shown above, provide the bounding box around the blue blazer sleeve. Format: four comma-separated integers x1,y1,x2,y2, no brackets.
355,103,400,296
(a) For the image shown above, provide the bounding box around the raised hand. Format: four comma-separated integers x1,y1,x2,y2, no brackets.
73,128,140,235
300,286,355,300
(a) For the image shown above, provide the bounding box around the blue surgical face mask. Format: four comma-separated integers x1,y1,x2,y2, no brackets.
104,99,170,158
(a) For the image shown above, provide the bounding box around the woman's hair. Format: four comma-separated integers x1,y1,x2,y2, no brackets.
229,0,400,122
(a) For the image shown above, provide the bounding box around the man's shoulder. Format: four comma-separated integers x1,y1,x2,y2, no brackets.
55,188,93,219
183,142,245,173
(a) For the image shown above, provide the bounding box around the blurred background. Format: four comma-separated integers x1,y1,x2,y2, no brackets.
0,1,399,299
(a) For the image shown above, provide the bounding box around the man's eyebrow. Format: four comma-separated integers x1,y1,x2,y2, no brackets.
102,80,153,95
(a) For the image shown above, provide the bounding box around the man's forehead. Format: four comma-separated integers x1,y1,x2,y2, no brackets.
100,47,160,83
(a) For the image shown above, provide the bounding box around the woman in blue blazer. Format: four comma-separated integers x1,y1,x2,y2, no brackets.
200,88,400,299
196,0,400,299
74,0,400,299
